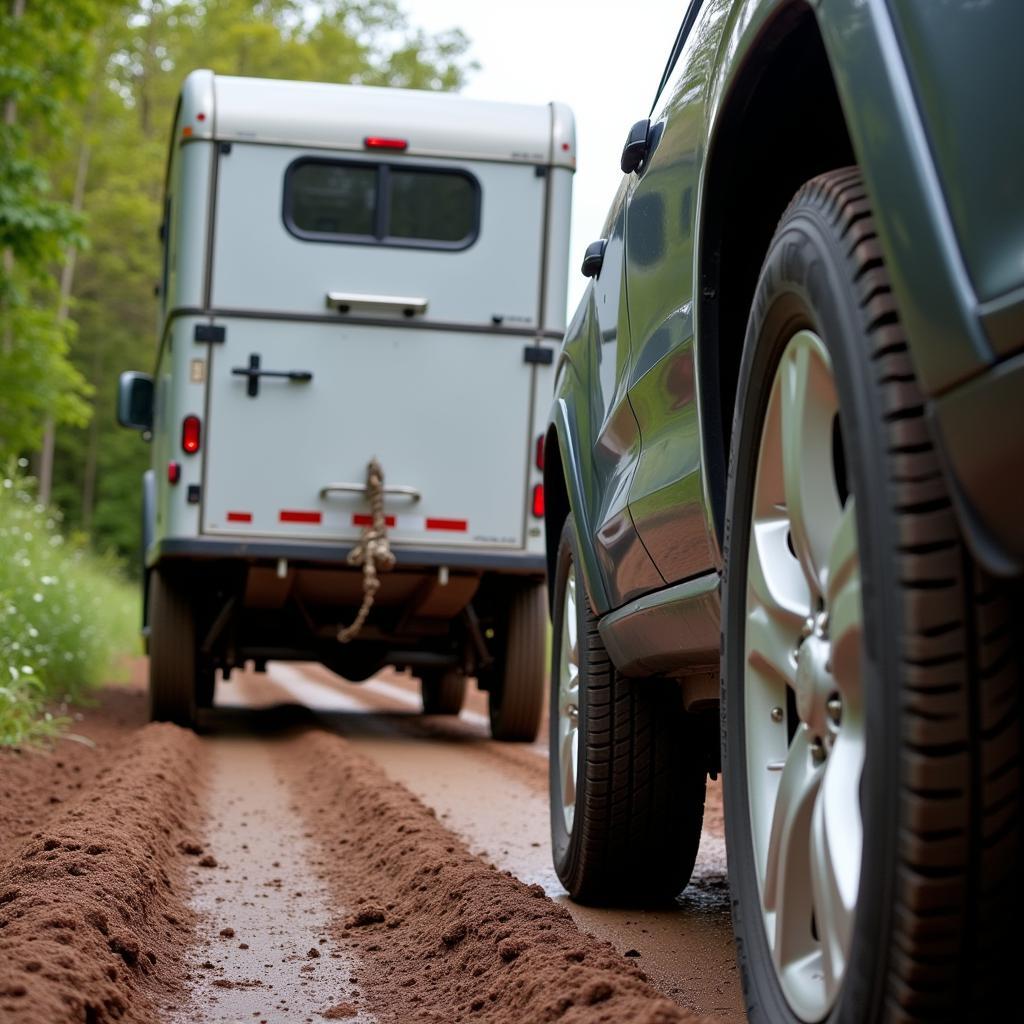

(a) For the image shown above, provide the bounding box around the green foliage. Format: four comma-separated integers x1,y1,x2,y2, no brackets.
0,0,100,456
0,463,139,745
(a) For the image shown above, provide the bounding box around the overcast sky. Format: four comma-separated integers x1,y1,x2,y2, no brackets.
404,0,687,315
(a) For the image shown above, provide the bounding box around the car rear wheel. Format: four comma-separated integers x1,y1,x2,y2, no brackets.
722,168,1020,1022
148,568,200,729
485,581,547,742
549,518,707,904
420,668,467,715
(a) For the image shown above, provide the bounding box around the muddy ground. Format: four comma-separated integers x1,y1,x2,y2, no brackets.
0,662,741,1023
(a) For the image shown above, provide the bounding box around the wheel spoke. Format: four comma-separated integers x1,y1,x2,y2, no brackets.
810,740,861,1002
560,726,576,809
780,333,841,598
826,499,861,698
749,519,809,630
763,727,822,972
559,567,580,833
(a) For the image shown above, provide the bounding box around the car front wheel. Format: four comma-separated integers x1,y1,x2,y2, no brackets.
722,168,1020,1022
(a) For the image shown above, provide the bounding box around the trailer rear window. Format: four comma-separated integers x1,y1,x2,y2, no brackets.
284,159,479,250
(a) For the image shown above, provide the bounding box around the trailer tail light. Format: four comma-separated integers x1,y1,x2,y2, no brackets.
167,461,181,485
535,435,545,471
364,136,407,151
181,415,201,454
532,483,545,519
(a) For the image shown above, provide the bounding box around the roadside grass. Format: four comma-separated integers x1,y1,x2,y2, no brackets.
0,464,140,745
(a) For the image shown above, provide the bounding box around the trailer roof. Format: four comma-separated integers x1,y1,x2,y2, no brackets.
177,70,575,169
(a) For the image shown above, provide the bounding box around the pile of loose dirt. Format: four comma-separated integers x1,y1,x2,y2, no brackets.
0,686,149,862
0,722,204,1023
285,730,714,1023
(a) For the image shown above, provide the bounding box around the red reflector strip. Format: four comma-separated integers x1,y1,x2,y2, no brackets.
353,513,396,528
425,517,468,532
226,511,252,523
280,510,322,524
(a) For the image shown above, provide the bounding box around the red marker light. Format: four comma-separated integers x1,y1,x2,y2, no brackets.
532,483,545,519
364,136,408,151
535,435,545,472
181,415,201,454
167,461,181,485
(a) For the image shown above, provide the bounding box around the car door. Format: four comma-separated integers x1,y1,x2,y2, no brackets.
584,181,664,606
623,0,730,582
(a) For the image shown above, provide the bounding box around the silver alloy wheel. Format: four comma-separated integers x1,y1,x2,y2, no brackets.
557,568,580,833
744,330,865,1021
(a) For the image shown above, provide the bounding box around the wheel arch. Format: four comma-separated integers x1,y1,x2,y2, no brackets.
543,406,611,615
697,3,856,549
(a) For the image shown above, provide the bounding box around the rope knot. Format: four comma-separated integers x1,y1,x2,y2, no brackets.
338,457,395,643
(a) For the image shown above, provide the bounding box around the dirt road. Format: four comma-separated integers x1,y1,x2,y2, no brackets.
0,662,743,1023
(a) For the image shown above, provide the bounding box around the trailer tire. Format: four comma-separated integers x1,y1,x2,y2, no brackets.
148,568,199,729
420,669,467,715
486,582,547,742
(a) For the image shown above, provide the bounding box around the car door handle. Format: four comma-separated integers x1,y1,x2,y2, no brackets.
620,118,651,173
231,354,312,397
581,239,607,279
319,482,421,502
325,291,429,317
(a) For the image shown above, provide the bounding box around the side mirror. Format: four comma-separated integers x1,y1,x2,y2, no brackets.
117,371,154,432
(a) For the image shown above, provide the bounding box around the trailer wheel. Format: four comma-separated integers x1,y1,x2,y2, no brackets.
420,669,467,715
148,568,199,729
486,582,547,742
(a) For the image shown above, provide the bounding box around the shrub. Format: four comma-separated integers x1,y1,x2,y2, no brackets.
0,462,139,744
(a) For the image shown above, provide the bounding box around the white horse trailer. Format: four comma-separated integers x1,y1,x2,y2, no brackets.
118,71,574,737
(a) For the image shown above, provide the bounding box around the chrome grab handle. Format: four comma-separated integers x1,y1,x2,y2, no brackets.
325,291,428,316
319,482,421,502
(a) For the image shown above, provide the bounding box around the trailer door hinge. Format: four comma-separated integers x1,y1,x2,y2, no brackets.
523,345,553,365
195,324,225,344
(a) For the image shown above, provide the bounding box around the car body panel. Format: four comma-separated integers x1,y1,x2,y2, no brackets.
582,186,665,609
623,0,729,583
888,0,1024,319
549,0,1024,648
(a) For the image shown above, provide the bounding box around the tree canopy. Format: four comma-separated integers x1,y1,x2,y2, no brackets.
0,0,475,563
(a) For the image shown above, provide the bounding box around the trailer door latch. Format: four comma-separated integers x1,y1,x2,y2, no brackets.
231,354,313,397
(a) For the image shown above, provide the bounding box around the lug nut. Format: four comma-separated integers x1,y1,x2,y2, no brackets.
810,737,826,765
770,706,784,723
827,697,842,725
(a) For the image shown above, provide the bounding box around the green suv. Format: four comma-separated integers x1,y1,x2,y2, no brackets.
543,2,1021,1021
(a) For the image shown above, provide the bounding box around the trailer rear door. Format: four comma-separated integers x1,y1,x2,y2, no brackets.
199,142,548,550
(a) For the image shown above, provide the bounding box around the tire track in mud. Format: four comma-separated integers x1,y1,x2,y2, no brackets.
223,664,743,1021
0,668,740,1023
174,738,372,1023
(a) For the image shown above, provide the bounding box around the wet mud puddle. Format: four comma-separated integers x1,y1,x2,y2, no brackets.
175,737,372,1023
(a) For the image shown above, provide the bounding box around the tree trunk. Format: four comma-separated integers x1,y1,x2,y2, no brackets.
1,0,26,357
81,341,102,532
37,136,91,504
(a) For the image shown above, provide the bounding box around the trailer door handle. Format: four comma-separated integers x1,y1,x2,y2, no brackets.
319,482,421,502
231,354,312,397
326,291,429,317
